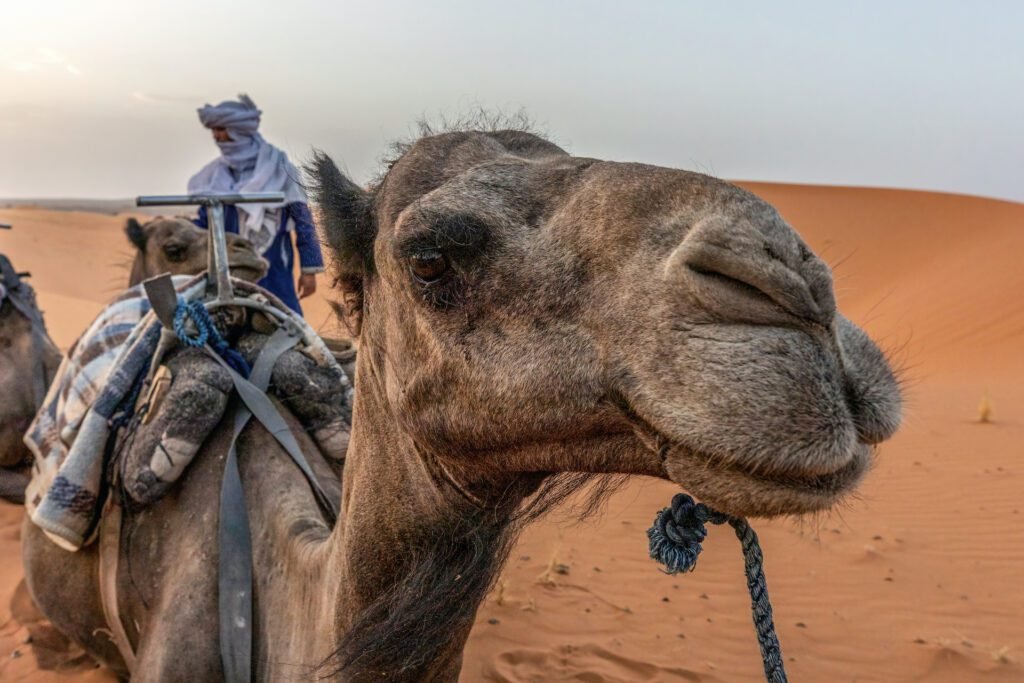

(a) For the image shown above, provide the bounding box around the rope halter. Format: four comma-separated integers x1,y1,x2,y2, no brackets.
648,493,787,683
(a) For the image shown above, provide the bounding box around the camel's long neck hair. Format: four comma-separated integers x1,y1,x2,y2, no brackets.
321,472,626,681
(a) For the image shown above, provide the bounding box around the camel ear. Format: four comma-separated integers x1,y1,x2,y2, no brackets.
307,151,374,336
125,218,147,251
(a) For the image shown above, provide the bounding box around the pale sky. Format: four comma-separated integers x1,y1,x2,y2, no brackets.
1,1,1021,201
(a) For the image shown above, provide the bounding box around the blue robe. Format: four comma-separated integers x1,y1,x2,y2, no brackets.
194,203,323,314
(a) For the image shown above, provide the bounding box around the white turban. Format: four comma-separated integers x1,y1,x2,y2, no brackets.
187,94,306,254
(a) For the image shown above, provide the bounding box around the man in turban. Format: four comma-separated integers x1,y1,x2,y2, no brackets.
187,94,323,314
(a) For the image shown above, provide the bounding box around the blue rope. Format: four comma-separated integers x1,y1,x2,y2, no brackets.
648,493,787,683
173,299,251,378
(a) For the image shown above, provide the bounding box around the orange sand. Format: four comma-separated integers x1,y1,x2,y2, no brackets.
0,184,1021,682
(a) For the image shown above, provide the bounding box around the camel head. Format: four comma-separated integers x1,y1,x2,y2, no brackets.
125,216,268,286
311,128,902,519
0,255,60,468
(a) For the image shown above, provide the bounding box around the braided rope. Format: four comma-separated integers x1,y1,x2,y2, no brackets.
648,493,787,683
173,299,215,348
173,299,251,377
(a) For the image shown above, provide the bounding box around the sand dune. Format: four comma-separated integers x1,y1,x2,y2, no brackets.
0,184,1021,682
741,183,1024,377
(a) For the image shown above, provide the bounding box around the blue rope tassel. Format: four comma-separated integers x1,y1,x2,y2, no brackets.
648,493,787,683
173,299,251,378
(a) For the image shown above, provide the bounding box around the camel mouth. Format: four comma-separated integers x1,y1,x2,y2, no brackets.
693,442,869,495
602,382,876,516
660,440,872,517
228,258,269,283
617,401,870,516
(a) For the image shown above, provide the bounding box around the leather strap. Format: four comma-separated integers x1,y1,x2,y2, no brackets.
143,274,179,328
215,327,297,683
97,499,137,670
204,339,338,524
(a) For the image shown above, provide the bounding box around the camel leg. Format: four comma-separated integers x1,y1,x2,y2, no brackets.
20,515,130,679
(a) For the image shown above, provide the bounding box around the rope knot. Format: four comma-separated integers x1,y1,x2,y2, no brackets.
647,493,787,682
173,299,215,348
648,493,726,574
172,299,251,377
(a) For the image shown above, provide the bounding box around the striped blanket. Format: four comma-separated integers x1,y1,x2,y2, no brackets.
24,275,344,550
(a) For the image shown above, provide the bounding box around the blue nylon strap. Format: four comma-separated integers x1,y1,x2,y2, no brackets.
215,326,299,683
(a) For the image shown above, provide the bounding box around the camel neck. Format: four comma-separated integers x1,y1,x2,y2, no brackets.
324,357,518,681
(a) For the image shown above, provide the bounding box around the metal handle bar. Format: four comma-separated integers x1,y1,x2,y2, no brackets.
135,193,285,207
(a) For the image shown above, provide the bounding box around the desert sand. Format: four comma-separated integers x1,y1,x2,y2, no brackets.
0,183,1021,682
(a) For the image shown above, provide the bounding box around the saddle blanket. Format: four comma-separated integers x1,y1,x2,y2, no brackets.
23,274,345,550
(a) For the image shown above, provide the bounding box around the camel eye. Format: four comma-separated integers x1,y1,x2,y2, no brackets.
409,249,449,283
163,243,187,263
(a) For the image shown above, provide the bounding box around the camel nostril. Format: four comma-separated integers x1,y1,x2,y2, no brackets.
671,215,837,326
680,244,832,325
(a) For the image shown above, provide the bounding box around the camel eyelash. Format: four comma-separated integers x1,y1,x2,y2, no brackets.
401,244,462,309
413,268,463,310
396,214,493,310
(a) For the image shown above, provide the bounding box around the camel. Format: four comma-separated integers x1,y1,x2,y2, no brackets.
22,126,902,681
125,216,269,287
0,255,61,503
0,217,279,671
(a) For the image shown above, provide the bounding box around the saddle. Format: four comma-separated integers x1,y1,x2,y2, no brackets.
84,275,354,682
117,328,352,507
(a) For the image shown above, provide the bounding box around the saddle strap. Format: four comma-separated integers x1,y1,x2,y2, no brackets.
97,499,137,671
211,326,341,683
215,326,298,683
204,336,339,524
139,277,340,681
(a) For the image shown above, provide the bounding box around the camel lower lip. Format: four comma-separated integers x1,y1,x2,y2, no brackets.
709,447,867,494
630,409,868,499
659,438,868,507
231,266,267,281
